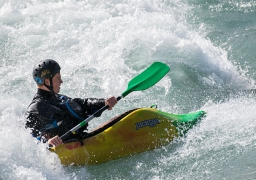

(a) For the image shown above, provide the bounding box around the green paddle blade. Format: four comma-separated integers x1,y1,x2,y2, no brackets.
122,62,170,97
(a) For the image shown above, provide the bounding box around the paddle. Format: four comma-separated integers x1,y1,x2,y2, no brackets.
60,62,170,141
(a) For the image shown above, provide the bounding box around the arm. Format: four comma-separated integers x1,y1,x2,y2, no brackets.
26,113,52,142
73,96,117,115
26,112,65,146
26,100,64,143
47,97,117,146
25,113,42,140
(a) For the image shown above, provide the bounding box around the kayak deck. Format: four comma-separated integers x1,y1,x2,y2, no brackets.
50,108,206,165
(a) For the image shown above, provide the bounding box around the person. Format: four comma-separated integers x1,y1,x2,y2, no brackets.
25,59,117,147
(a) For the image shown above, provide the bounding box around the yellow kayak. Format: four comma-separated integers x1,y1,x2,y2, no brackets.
50,107,206,165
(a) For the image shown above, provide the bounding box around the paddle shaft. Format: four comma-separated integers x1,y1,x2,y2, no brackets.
60,96,122,140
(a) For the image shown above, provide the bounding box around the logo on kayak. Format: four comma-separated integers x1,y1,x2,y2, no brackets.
135,118,160,130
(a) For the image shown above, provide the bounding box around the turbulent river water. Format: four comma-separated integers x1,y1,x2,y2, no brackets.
1,0,256,179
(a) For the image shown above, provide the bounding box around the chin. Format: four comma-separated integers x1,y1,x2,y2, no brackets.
54,89,60,94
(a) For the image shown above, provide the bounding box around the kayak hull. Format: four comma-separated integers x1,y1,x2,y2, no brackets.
50,108,206,165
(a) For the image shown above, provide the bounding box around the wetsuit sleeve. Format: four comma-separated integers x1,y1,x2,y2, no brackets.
25,101,65,142
73,98,106,116
25,112,56,142
25,113,41,139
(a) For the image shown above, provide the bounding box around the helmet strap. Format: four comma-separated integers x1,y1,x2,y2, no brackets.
44,78,57,101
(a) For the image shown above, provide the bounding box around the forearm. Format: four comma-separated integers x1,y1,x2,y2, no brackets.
74,98,106,113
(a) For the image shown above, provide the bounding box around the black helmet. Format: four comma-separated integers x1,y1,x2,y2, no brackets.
32,59,61,85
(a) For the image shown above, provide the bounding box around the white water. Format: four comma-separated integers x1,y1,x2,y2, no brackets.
1,0,256,179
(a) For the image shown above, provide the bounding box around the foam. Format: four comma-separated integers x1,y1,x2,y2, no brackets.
1,0,255,179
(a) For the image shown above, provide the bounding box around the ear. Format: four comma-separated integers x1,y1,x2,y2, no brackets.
44,78,50,86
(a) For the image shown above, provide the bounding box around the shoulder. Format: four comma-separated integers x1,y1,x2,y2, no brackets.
27,97,44,111
27,97,60,116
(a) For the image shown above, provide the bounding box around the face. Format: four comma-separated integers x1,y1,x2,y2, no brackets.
45,72,63,93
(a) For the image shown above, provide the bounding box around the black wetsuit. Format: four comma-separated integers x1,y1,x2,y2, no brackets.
25,89,105,142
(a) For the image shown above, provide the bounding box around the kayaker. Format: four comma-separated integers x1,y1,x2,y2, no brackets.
25,59,117,147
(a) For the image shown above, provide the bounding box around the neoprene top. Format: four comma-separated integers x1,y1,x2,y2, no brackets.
26,89,105,142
